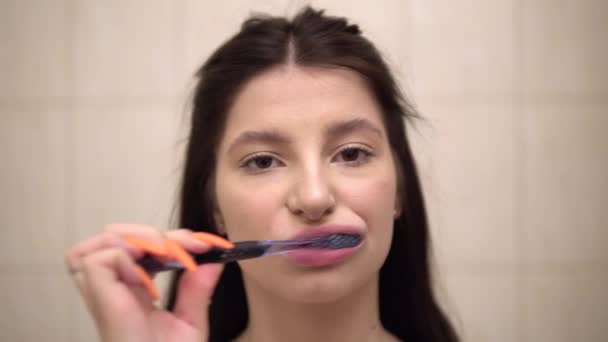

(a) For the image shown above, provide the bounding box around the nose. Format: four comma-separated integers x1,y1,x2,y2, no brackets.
286,167,336,222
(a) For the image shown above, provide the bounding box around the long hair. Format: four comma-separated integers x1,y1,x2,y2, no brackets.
167,7,459,342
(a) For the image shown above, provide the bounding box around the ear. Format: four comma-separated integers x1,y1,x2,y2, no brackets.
393,184,403,220
206,174,227,236
213,209,227,235
393,199,402,220
391,151,404,220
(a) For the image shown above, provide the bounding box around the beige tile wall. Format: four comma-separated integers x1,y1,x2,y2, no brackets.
1,0,606,341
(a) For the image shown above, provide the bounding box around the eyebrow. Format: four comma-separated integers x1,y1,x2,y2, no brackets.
227,117,383,153
227,129,291,153
325,118,383,139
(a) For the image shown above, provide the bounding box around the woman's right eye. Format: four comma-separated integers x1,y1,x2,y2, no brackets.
240,154,283,172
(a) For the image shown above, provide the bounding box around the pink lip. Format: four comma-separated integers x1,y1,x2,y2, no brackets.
288,225,364,240
284,225,364,267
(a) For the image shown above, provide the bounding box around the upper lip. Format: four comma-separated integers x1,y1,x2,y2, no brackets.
288,225,364,241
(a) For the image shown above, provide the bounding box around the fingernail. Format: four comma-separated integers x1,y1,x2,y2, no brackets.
166,240,197,272
192,232,235,249
126,236,167,256
133,265,160,300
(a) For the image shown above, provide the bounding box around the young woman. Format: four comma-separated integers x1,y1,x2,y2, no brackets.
65,7,460,342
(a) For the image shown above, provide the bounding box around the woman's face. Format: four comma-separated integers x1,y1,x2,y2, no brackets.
214,66,399,303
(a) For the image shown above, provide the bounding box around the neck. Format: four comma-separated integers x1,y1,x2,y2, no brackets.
235,274,396,342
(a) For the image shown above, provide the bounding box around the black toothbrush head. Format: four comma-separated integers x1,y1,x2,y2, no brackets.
310,233,362,249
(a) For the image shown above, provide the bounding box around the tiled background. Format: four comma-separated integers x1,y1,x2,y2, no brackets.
1,0,606,341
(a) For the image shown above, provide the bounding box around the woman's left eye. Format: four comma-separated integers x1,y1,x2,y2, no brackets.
332,146,373,165
240,154,283,172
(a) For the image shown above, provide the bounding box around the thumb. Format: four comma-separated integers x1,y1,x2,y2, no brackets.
173,264,223,331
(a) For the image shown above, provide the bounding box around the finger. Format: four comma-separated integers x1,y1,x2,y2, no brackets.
79,261,156,312
104,222,164,235
82,248,158,307
164,229,212,253
104,223,167,246
69,267,88,300
65,233,143,274
173,264,224,330
133,265,160,300
125,236,168,256
165,240,197,272
191,232,234,249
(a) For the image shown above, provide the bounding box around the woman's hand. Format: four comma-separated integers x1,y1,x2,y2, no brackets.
64,224,231,342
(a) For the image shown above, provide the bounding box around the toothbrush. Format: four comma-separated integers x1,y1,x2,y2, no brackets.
137,233,361,273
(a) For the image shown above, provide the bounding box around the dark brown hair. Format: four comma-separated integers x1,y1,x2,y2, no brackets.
168,7,459,342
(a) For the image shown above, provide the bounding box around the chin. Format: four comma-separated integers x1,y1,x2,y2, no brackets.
278,260,381,304
294,273,356,302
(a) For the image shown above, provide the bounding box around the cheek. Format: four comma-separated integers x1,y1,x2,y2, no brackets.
214,173,285,241
342,170,397,224
338,167,397,254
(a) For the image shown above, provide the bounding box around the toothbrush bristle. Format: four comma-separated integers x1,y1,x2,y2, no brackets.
312,233,361,249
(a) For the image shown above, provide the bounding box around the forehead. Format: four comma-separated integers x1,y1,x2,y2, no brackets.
222,66,385,139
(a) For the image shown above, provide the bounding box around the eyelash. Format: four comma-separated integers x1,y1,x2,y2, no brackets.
239,146,374,173
331,145,374,165
239,153,284,173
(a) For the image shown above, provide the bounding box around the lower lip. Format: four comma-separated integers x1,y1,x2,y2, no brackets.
284,244,362,267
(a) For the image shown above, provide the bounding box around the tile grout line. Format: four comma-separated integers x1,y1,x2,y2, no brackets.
407,0,416,103
4,92,608,110
513,0,526,341
173,0,185,112
64,0,76,340
150,0,187,234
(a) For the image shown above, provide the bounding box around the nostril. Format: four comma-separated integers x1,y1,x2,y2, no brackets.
286,173,336,217
300,207,333,222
